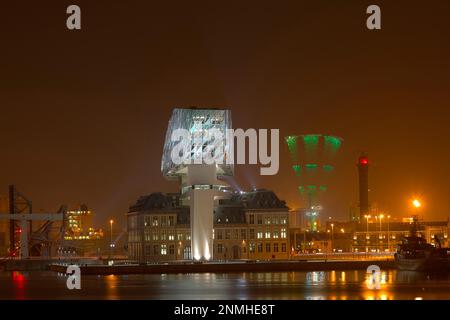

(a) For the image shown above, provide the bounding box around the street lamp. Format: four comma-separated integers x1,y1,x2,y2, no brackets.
364,215,371,252
109,219,114,258
331,223,334,253
379,214,384,252
387,215,391,252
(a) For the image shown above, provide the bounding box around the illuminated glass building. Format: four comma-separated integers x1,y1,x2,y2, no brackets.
161,107,233,260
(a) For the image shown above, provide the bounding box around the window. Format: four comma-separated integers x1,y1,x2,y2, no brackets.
249,214,255,224
169,244,175,255
281,228,287,239
225,230,231,240
161,216,167,226
168,232,175,241
186,233,191,241
257,230,263,239
281,243,287,252
249,243,255,253
161,244,167,255
217,244,224,254
160,230,167,241
145,245,151,255
145,230,151,241
281,217,287,225
264,217,271,225
217,230,223,240
266,243,271,252
241,229,246,240
152,232,159,241
177,233,183,241
272,216,279,225
152,216,158,227
273,231,279,239
168,216,175,226
153,245,160,255
144,216,151,227
257,215,263,224
265,231,271,239
249,229,255,239
257,243,263,253
233,229,239,239
273,243,279,252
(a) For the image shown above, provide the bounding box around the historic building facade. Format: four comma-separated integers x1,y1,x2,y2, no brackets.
127,189,290,262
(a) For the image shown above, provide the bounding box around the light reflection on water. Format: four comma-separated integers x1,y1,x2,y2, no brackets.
0,269,450,300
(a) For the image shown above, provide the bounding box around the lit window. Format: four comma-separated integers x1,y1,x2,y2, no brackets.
265,231,271,239
161,244,167,255
281,228,287,239
257,231,263,239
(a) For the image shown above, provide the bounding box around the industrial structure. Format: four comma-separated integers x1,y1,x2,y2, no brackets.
285,134,343,231
289,153,449,254
358,153,370,220
0,186,104,259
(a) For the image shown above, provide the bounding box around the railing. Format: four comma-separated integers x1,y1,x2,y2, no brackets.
291,252,394,261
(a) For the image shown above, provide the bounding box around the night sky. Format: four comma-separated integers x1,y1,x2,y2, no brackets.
1,1,450,229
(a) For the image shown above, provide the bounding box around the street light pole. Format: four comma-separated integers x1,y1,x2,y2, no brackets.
364,215,370,252
109,219,114,259
331,223,334,253
379,214,384,252
387,215,391,252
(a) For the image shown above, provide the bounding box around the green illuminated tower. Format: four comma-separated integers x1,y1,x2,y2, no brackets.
285,134,343,231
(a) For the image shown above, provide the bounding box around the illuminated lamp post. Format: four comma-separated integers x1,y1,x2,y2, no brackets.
364,215,371,252
387,215,391,252
109,219,114,259
331,223,334,253
378,214,384,252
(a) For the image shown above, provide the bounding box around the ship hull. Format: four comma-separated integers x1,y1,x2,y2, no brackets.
395,256,450,272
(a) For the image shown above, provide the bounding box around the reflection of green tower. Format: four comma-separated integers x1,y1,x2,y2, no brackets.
285,134,343,231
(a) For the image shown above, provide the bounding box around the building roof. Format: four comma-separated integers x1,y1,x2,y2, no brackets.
232,189,288,210
127,189,289,226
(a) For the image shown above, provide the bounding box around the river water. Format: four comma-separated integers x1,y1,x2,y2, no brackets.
1,269,449,300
